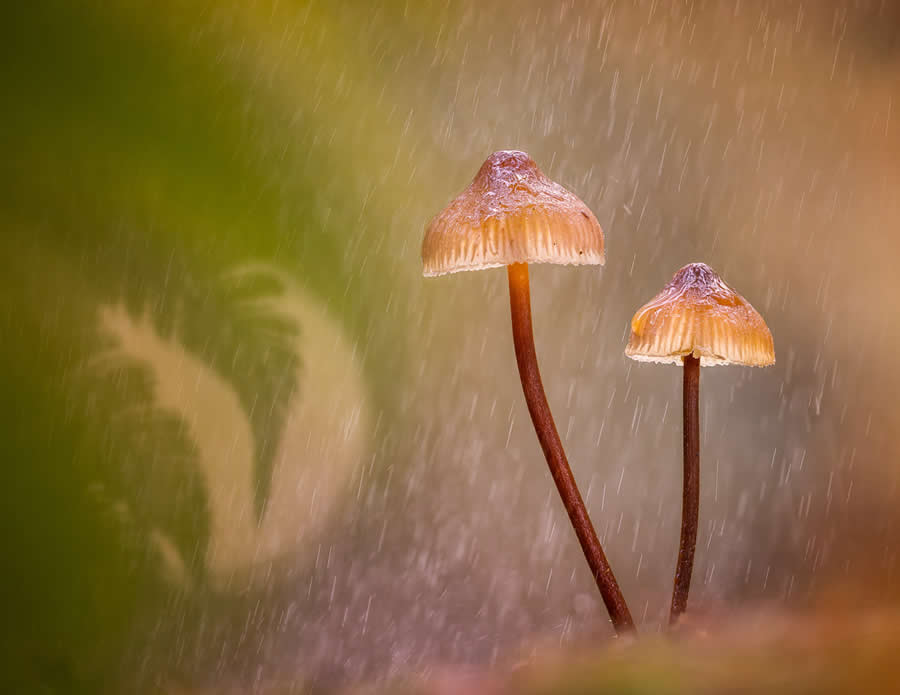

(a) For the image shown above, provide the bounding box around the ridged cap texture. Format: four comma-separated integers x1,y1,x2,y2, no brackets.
626,263,775,367
422,150,605,276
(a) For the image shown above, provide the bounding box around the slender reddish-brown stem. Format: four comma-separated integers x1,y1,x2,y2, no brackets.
507,262,634,635
670,354,700,625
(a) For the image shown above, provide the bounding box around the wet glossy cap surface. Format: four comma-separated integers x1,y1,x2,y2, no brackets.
422,150,605,276
625,263,775,367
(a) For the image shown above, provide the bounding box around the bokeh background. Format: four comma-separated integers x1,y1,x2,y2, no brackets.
2,1,899,692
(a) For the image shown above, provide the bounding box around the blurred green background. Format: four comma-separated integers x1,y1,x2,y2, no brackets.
2,1,900,693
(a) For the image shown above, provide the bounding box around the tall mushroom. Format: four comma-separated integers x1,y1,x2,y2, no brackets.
423,150,634,634
625,262,775,626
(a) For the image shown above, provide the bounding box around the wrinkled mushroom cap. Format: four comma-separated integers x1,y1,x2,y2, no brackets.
626,263,775,367
422,150,605,276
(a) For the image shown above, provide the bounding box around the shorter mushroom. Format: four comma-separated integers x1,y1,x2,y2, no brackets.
625,262,774,626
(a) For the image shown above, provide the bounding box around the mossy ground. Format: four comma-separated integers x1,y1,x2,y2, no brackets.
352,604,900,695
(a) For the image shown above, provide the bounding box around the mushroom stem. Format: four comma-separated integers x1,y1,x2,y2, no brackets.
670,354,700,625
507,262,634,634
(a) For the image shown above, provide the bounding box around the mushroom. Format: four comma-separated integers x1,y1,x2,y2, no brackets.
625,262,775,626
423,150,634,634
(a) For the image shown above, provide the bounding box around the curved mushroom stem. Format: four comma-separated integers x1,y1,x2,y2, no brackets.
507,262,635,635
670,354,700,626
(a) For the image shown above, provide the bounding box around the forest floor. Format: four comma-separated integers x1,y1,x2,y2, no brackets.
349,601,900,695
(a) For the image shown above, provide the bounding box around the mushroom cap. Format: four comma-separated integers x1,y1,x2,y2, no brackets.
422,150,605,276
625,263,775,367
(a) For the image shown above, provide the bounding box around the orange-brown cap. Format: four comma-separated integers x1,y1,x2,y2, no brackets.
625,263,775,367
422,150,605,276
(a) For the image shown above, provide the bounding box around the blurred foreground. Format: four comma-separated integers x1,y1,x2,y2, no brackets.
156,600,900,694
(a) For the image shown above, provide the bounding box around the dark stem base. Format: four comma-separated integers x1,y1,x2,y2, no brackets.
506,262,634,635
670,354,700,625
